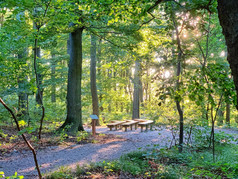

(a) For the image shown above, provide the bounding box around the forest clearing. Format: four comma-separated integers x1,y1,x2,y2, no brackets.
1,0,238,178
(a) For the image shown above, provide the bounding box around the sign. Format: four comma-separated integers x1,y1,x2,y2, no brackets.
90,115,99,120
90,115,98,136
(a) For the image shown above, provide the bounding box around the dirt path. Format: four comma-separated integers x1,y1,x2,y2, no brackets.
0,127,172,178
1,126,237,178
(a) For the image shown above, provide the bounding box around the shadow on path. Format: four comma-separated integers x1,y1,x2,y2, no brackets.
0,127,172,178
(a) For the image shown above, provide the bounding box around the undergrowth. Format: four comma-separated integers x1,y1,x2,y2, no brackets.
46,143,238,179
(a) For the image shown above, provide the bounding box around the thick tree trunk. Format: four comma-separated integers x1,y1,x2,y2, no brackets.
132,60,141,119
217,1,238,109
90,34,100,126
61,27,84,133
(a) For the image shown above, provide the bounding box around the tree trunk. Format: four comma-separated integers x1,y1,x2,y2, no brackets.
171,6,184,152
226,102,230,126
90,34,100,126
51,54,56,103
217,0,238,109
217,108,224,126
60,27,84,133
17,52,29,120
132,60,141,119
35,45,43,105
139,80,143,105
97,39,104,113
176,60,184,153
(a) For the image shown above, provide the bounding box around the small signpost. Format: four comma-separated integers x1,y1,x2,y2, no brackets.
90,115,98,136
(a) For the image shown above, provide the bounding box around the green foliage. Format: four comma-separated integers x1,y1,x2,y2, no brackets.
46,166,72,179
46,142,238,178
119,151,149,175
76,131,89,142
0,171,24,179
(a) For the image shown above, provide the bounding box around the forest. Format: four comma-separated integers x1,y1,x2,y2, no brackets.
1,0,238,178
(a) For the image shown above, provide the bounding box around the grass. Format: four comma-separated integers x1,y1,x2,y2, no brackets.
46,143,238,179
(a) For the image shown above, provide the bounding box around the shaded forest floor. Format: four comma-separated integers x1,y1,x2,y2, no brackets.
0,125,172,178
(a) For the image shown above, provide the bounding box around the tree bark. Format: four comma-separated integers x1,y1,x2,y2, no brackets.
97,39,104,113
18,78,29,117
171,6,184,152
17,52,29,120
217,108,224,126
132,60,141,119
90,34,100,126
61,27,84,133
226,102,230,126
35,42,43,105
51,54,56,103
217,0,238,109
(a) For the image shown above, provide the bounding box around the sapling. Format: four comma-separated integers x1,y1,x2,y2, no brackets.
0,98,42,179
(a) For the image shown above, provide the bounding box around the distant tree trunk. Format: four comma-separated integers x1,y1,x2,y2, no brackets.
90,34,100,126
107,69,112,112
226,103,230,126
97,39,104,113
132,60,141,119
139,80,143,105
51,54,56,103
18,78,29,117
60,27,84,133
217,1,238,109
17,52,29,120
206,104,209,121
127,69,133,102
34,42,43,105
217,108,224,126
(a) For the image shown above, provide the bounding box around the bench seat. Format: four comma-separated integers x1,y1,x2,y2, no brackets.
134,119,147,122
107,121,126,131
121,121,139,131
138,120,153,132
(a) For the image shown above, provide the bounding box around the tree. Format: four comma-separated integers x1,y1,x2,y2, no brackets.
132,59,141,119
217,0,238,109
60,26,84,133
90,34,100,125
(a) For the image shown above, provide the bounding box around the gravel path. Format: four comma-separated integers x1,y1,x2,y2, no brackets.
0,127,172,178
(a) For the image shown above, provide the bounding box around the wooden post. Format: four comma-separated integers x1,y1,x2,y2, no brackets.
90,115,98,137
92,119,96,136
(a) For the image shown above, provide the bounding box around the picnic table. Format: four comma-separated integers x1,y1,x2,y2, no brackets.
107,119,154,132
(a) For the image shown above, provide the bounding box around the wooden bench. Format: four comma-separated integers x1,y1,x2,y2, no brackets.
138,120,153,132
107,121,126,131
121,120,139,132
134,119,147,122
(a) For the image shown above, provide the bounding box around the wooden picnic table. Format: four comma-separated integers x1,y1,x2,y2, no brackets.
106,119,154,132
121,120,139,131
107,121,126,131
